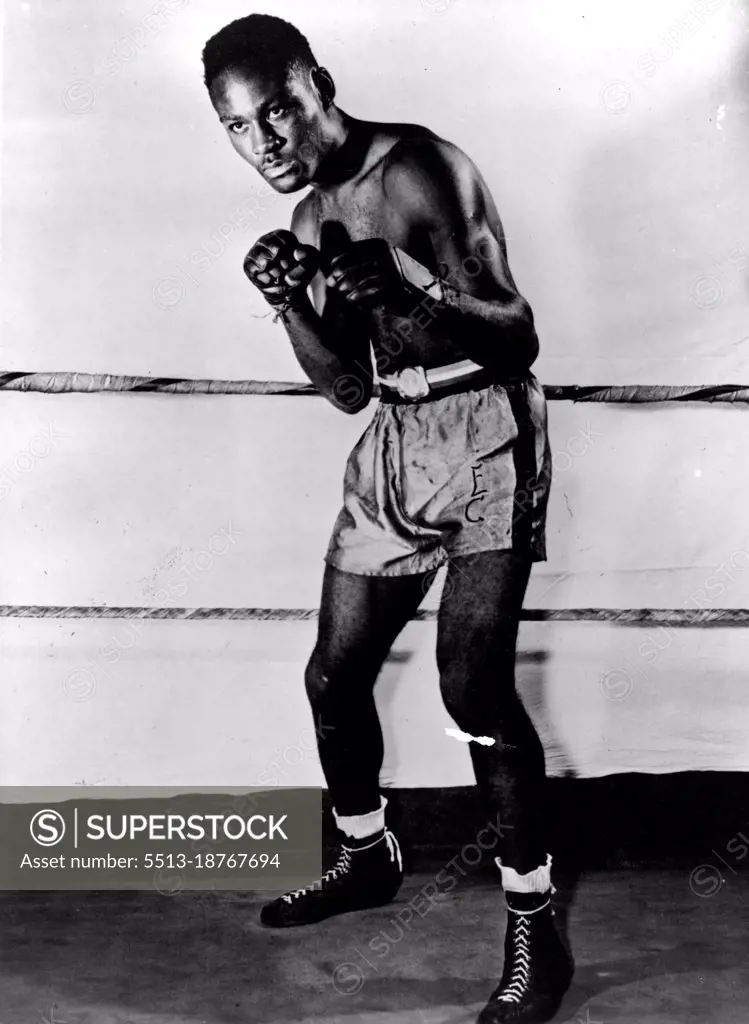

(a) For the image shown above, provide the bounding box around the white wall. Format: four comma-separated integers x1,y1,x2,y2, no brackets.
2,0,749,786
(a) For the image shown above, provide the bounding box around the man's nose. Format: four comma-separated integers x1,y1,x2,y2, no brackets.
250,121,281,156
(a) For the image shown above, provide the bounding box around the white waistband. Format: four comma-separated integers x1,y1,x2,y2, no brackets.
377,358,483,386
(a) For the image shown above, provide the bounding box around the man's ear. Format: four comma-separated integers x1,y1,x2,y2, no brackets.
311,66,336,109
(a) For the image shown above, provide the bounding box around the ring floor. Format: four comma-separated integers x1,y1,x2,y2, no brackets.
1,869,747,1023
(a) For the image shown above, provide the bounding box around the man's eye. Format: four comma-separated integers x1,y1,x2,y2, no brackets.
229,122,248,135
267,106,288,121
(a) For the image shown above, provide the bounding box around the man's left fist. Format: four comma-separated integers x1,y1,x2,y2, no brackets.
323,239,406,310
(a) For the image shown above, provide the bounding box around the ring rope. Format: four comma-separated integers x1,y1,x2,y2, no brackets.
2,372,749,403
0,606,745,625
0,373,317,396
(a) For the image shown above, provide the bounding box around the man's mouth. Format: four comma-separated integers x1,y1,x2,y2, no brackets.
263,158,297,179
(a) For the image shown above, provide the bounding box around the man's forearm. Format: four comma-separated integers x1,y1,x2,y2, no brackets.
397,286,539,374
277,297,373,413
441,289,539,373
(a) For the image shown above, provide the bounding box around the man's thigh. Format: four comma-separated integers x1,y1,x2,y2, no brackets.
437,550,532,672
315,564,430,673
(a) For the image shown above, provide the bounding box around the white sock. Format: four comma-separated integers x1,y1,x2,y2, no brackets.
495,853,552,893
334,796,387,840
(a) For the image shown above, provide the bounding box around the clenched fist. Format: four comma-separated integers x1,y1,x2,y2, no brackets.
243,230,319,308
322,238,407,310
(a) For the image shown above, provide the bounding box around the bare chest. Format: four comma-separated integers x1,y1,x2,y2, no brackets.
311,179,417,255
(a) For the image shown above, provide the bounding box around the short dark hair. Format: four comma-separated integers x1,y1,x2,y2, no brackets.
202,14,317,89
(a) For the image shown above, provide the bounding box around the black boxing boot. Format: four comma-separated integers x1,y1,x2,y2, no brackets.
260,799,403,928
478,856,574,1023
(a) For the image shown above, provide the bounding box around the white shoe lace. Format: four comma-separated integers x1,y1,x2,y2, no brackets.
281,847,352,903
497,915,532,1003
384,829,403,871
280,829,401,904
496,899,550,1004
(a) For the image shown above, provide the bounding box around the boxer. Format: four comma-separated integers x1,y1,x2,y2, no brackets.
203,14,571,1022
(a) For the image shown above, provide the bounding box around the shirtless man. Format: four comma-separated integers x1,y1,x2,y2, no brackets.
203,14,572,1022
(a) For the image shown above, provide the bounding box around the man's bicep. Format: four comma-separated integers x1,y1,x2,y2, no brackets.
289,199,326,314
431,216,521,303
385,141,521,300
290,197,316,246
423,173,521,301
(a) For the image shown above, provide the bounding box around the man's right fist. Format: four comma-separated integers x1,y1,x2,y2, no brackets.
243,230,319,308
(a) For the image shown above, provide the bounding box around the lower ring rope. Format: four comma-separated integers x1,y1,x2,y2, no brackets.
2,372,749,403
0,607,746,625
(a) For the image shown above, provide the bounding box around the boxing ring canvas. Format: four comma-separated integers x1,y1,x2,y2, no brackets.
2,0,749,795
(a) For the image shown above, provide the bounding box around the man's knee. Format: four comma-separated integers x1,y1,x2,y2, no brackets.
437,662,481,733
304,650,336,708
437,656,517,736
304,648,360,708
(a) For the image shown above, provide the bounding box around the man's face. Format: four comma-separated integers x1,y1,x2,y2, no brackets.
209,64,326,193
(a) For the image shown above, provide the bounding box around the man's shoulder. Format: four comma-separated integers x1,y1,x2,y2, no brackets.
379,128,479,216
373,124,470,175
371,121,438,148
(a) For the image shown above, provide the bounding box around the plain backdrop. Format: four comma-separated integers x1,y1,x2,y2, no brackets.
2,0,749,788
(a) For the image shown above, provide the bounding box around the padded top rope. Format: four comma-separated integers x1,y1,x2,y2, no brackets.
1,372,749,402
